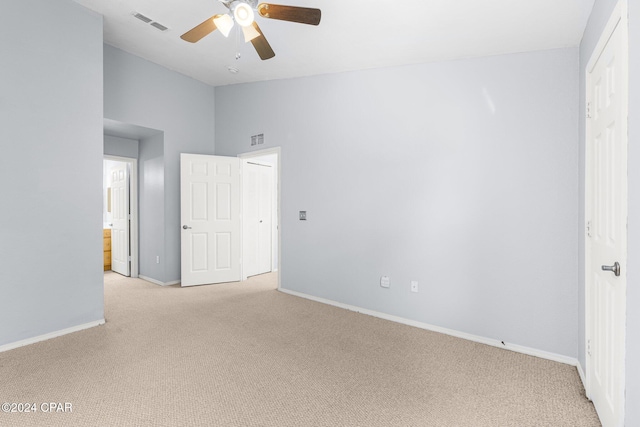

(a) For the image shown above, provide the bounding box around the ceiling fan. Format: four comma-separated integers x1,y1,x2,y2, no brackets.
180,0,321,60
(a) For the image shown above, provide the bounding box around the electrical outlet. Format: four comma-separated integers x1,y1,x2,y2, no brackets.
411,281,418,293
299,211,307,220
156,256,160,264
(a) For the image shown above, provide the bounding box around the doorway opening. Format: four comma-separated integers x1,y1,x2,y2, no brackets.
103,118,165,286
240,148,280,288
240,149,279,282
103,155,138,278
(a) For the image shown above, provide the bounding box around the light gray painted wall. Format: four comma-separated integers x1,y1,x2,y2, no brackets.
0,0,103,346
579,2,640,425
104,135,139,158
216,48,579,357
103,45,216,283
139,134,165,280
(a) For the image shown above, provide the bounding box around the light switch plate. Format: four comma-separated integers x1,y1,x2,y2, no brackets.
299,211,307,220
411,281,418,293
380,276,390,288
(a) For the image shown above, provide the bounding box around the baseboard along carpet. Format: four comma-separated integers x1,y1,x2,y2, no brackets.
0,272,600,426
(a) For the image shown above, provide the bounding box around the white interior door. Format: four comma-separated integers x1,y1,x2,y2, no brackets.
586,6,628,426
242,162,273,278
181,153,241,287
111,163,130,276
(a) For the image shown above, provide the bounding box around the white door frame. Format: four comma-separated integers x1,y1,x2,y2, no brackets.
239,147,281,289
584,0,628,419
104,155,139,278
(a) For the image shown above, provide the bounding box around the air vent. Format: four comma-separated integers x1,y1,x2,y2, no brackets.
150,22,169,32
132,12,170,32
133,12,152,23
251,134,264,146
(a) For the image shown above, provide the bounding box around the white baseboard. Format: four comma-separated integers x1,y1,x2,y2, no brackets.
0,319,105,354
278,288,579,367
577,361,587,391
139,275,180,286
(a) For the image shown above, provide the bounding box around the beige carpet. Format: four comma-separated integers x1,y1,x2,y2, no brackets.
0,272,600,427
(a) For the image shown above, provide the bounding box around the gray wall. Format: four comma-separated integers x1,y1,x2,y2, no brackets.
579,1,640,425
216,48,580,357
0,0,103,345
103,45,216,283
104,135,139,158
139,133,165,280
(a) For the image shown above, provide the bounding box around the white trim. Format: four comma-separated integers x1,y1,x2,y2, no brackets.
238,147,282,291
0,320,105,354
139,275,180,286
279,288,580,367
577,361,587,392
584,0,628,410
104,155,139,279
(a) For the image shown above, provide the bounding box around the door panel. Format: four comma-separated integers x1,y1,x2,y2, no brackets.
242,162,273,278
586,13,627,427
111,163,130,276
181,154,240,287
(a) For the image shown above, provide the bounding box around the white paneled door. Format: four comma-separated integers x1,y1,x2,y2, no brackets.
586,4,628,426
242,161,273,278
180,154,241,287
111,163,130,276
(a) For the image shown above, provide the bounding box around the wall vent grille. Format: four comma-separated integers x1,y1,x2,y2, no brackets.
251,134,265,146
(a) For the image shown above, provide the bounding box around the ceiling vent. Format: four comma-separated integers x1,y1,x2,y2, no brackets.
150,22,169,32
132,12,170,32
133,12,152,23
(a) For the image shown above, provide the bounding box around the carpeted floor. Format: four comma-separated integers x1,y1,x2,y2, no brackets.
0,272,600,426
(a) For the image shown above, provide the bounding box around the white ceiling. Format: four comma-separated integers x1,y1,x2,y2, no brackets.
73,0,595,87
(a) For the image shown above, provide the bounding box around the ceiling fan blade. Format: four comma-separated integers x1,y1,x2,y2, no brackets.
180,14,223,43
257,3,321,25
249,22,275,60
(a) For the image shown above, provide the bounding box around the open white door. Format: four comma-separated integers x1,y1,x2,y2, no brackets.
242,161,273,278
585,3,628,426
181,153,241,287
111,163,130,276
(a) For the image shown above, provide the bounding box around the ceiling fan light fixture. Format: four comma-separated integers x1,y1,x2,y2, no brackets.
213,14,234,37
233,2,255,27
